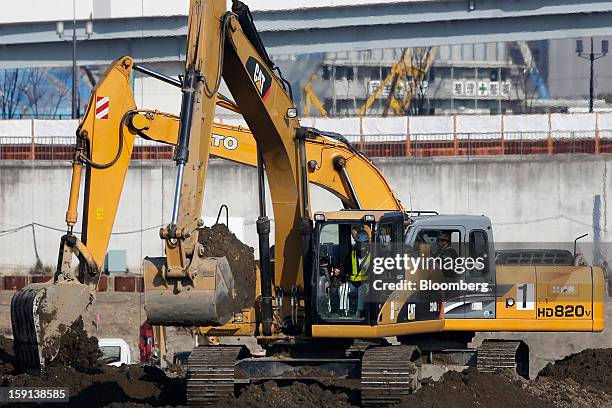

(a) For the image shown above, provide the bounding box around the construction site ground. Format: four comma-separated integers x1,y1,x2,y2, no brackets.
1,329,611,408
0,292,610,407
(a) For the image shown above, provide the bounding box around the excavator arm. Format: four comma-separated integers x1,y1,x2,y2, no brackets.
133,110,402,211
212,127,403,210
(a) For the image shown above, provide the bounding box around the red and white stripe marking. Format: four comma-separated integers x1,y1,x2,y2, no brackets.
95,96,110,119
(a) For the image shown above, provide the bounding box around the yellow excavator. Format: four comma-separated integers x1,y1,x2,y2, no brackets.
11,1,605,406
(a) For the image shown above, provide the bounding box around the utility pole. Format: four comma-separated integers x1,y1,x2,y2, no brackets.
57,0,93,119
72,0,77,119
576,38,608,113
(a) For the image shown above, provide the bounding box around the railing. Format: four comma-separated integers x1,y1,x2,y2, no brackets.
1,130,612,160
0,137,174,161
2,114,74,120
350,130,612,158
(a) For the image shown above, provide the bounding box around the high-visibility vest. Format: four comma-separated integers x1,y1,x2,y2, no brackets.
350,251,371,282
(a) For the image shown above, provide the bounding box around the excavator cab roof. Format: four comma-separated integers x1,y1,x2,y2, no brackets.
314,210,407,222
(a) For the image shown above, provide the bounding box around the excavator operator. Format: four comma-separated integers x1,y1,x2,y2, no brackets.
434,232,458,259
348,226,372,318
434,231,459,278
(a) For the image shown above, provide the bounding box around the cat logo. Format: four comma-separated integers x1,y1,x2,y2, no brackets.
246,57,272,101
253,64,266,93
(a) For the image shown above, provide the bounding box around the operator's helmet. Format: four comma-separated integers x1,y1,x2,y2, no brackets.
438,232,451,241
354,229,370,243
351,224,372,241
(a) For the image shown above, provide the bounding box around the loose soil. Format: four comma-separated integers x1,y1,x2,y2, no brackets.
198,224,257,312
50,317,102,368
394,367,555,408
230,380,357,408
1,334,185,407
1,334,611,407
537,348,612,394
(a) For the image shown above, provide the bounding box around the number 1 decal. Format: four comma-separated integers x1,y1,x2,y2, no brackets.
516,283,535,310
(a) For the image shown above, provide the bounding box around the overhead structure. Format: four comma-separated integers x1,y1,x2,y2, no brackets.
2,0,612,68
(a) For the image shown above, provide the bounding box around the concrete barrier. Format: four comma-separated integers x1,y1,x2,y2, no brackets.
1,154,610,272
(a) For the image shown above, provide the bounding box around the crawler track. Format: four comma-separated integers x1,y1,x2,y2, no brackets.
361,345,419,407
477,339,529,379
186,345,241,406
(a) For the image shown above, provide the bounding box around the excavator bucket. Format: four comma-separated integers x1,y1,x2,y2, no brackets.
11,282,94,370
143,256,235,326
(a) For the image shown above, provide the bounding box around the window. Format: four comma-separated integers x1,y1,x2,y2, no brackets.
99,346,122,365
315,222,371,323
376,222,395,256
335,66,346,80
414,229,461,256
322,66,331,80
469,230,489,276
319,223,339,245
346,67,355,81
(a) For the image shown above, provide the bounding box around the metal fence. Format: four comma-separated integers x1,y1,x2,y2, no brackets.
351,130,612,158
0,137,174,161
1,130,612,160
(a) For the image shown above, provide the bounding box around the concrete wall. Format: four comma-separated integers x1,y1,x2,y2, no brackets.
1,154,610,272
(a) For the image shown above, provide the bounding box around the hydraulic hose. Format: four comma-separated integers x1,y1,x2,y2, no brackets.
81,110,136,170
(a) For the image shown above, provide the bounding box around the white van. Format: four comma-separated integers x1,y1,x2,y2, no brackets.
98,338,132,366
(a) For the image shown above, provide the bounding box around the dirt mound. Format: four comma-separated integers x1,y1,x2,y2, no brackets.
394,367,554,408
529,375,611,408
50,317,102,368
198,224,257,311
0,330,185,407
538,348,612,394
1,357,185,407
231,380,356,408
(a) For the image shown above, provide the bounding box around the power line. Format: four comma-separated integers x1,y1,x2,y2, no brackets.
0,222,164,237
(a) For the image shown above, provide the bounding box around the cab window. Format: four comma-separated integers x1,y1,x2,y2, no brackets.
469,230,489,276
315,222,373,323
413,229,462,256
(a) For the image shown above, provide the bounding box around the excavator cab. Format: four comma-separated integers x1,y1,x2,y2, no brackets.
311,210,444,330
313,214,376,322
